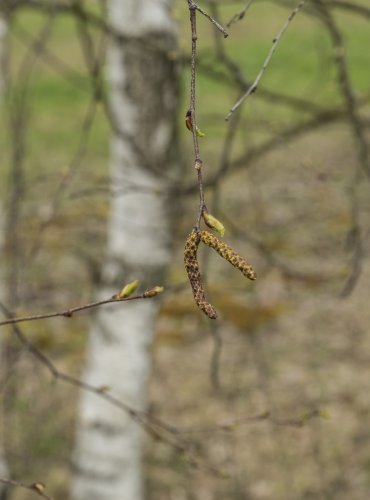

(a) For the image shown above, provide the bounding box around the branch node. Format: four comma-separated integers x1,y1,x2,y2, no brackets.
195,159,203,171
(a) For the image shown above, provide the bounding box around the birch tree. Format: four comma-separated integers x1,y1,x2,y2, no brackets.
0,11,9,499
0,13,7,96
71,1,180,499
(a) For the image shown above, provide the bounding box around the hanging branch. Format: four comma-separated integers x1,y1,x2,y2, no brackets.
185,0,256,319
225,0,307,120
187,0,207,230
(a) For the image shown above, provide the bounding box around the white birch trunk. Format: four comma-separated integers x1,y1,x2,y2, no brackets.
0,12,10,498
0,14,7,98
71,1,179,499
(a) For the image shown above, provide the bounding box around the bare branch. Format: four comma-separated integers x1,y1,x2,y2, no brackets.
225,0,307,120
327,0,370,19
0,303,228,477
171,408,323,435
227,0,254,27
0,290,161,327
315,1,370,179
315,0,370,295
188,0,228,37
186,0,208,231
181,104,357,196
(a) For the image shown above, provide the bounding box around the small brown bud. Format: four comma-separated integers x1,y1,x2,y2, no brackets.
143,286,164,298
185,110,192,131
195,159,202,171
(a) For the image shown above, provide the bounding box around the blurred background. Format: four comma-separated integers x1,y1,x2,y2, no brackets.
1,0,370,498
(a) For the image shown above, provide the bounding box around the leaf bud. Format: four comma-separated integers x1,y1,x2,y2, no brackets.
116,280,139,299
143,286,165,298
203,211,225,237
185,110,205,137
195,126,205,137
31,483,46,493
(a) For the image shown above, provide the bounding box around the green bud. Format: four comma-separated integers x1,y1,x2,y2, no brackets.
116,280,139,299
203,212,225,237
195,126,205,137
31,484,46,494
144,286,164,298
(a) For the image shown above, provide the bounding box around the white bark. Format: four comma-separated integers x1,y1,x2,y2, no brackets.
0,14,7,98
71,1,179,499
0,12,9,497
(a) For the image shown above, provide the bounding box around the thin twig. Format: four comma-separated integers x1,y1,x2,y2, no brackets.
315,1,370,178
13,23,87,91
26,10,106,259
195,57,323,114
220,210,334,284
227,0,254,27
0,291,158,327
0,478,54,500
187,0,208,231
163,408,323,435
340,181,363,297
225,0,307,120
5,9,56,306
181,105,353,196
188,0,228,38
209,320,223,391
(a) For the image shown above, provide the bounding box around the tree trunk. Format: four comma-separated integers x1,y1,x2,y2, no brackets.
0,12,10,499
71,2,179,499
0,13,7,97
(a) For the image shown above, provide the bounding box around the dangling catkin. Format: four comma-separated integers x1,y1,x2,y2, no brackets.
200,231,256,280
184,230,217,319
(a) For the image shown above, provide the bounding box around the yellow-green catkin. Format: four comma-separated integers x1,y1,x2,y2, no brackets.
200,231,257,280
184,230,217,319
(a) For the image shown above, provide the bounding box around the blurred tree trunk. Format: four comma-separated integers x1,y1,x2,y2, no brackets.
0,13,7,96
0,11,9,500
71,2,180,500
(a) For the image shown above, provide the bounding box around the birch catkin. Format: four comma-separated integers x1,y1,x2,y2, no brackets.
184,230,218,319
200,231,257,280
